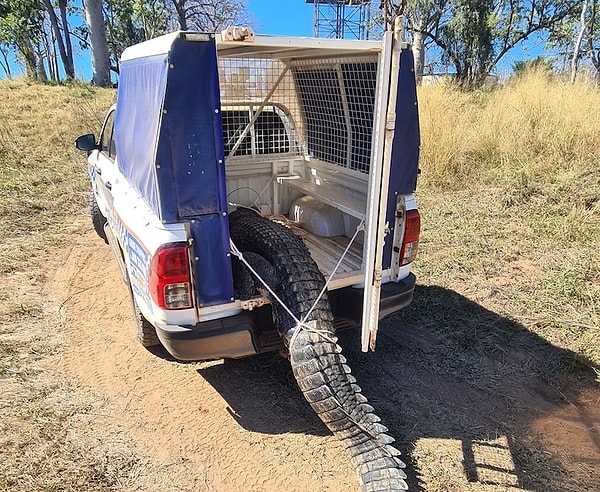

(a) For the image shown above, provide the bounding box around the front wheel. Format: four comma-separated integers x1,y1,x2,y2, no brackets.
89,190,108,244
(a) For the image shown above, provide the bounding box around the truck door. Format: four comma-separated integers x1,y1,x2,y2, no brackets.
90,108,118,218
361,31,400,352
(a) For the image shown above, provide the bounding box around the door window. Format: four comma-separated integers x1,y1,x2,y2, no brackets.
99,110,116,160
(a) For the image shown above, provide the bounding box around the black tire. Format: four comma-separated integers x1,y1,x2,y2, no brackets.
89,190,108,244
228,209,408,492
128,284,161,347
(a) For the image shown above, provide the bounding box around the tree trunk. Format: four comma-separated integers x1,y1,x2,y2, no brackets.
171,0,188,30
0,48,13,79
570,0,589,84
83,0,111,86
44,28,58,82
44,0,71,80
58,0,75,78
35,42,48,82
411,28,426,84
20,39,39,79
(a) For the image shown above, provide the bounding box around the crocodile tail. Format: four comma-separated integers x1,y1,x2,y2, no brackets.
229,209,408,491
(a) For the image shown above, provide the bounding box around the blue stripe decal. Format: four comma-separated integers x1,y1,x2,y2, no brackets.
125,231,152,308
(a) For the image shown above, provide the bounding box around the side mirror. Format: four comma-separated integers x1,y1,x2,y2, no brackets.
75,133,98,151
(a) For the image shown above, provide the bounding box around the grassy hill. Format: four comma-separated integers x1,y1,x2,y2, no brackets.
0,80,115,272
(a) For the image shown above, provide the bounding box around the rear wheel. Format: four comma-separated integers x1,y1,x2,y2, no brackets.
89,190,108,244
128,284,160,347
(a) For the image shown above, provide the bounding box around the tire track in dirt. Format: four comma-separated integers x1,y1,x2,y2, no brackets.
45,224,357,492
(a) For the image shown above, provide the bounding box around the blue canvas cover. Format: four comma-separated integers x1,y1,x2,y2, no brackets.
154,35,228,222
115,33,233,307
382,48,421,269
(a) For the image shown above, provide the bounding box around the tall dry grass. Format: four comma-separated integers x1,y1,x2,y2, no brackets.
419,70,600,189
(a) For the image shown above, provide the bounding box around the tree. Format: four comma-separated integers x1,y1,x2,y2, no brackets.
512,55,555,75
102,0,171,74
491,0,577,70
43,0,75,78
169,0,251,32
0,0,47,80
404,0,448,82
438,0,494,85
570,0,589,83
0,44,11,78
1,0,78,82
83,0,110,85
586,1,600,81
552,1,600,83
397,0,578,86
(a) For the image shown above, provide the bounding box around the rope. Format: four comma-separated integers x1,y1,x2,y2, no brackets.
229,218,365,349
290,220,365,349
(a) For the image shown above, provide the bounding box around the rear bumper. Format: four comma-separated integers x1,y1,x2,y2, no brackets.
155,309,276,361
329,272,416,324
156,273,417,361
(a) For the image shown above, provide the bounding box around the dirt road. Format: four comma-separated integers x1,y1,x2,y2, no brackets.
44,224,600,491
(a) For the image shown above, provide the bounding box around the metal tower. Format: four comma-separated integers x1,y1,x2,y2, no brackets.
306,0,373,40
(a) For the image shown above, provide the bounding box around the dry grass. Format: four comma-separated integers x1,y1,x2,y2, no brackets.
0,80,115,272
0,80,144,491
419,70,600,190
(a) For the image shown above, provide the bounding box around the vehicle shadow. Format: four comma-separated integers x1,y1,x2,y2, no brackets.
197,284,600,491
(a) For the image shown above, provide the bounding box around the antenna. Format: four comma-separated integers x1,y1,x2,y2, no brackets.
305,0,373,40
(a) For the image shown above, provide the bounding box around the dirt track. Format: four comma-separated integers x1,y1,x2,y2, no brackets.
45,224,600,491
46,227,358,491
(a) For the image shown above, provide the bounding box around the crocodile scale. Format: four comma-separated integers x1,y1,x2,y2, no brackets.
229,209,408,491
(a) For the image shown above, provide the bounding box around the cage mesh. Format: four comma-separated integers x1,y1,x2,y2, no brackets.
217,56,379,173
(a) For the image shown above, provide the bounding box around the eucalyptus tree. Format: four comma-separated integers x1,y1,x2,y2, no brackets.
169,0,251,31
584,1,600,81
0,0,47,79
398,0,577,85
102,0,171,74
404,0,447,82
441,0,494,85
83,0,110,85
43,0,75,78
490,0,577,71
551,0,600,83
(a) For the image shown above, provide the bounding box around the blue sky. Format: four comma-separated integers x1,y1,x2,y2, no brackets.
2,0,316,79
249,0,314,37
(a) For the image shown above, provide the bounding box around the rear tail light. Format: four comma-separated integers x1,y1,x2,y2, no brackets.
400,209,420,266
149,243,193,310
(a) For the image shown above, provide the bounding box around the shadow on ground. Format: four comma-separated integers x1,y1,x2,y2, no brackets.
198,285,600,491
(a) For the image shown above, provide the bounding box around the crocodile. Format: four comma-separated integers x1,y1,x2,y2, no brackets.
229,209,408,491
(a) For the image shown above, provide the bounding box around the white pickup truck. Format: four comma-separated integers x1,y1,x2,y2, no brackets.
76,28,420,491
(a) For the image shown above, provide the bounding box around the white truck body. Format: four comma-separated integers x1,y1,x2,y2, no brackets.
78,29,421,361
